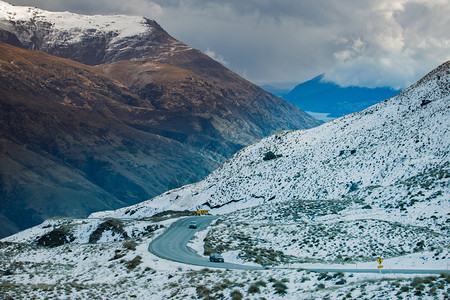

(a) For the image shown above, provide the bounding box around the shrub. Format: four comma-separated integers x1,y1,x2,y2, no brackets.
428,286,437,296
263,151,281,161
123,240,136,251
89,218,129,243
399,285,410,293
248,283,260,294
440,273,450,284
256,280,267,287
415,284,425,291
335,279,347,285
212,279,233,292
263,151,276,161
111,250,126,260
416,240,425,248
230,290,243,300
318,271,333,281
125,255,142,270
411,277,423,287
196,285,211,299
423,276,436,285
273,281,288,295
36,226,75,247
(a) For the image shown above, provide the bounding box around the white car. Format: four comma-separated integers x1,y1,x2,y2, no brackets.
188,221,197,229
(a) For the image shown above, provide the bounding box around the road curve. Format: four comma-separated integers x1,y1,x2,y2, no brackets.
148,216,263,270
149,216,450,274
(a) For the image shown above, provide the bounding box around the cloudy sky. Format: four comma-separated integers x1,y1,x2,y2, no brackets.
7,0,450,89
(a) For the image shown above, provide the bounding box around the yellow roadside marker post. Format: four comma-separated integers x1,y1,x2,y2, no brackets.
377,257,383,274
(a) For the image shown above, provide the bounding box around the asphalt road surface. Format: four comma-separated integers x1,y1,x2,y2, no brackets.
149,216,450,274
302,268,449,275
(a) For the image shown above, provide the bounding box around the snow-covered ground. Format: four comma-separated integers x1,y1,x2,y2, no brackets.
201,200,449,270
1,213,449,299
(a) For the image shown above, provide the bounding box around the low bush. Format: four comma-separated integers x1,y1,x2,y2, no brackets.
400,285,409,293
273,281,288,295
230,290,243,300
125,255,142,270
318,271,333,281
123,240,136,251
256,280,267,287
411,277,423,288
440,273,450,284
415,283,425,291
110,250,126,261
196,285,211,299
335,279,347,285
36,226,74,247
89,218,129,243
248,283,260,294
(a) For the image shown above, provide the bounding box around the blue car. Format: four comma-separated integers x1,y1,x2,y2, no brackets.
209,253,224,263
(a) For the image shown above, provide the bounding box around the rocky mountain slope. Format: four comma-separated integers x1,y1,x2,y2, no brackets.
284,74,401,119
0,1,320,238
100,60,449,235
0,42,219,238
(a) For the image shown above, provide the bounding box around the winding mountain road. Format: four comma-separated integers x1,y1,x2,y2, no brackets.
148,216,263,270
149,216,450,275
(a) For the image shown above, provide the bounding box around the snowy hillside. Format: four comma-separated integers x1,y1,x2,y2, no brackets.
97,61,449,229
0,0,191,63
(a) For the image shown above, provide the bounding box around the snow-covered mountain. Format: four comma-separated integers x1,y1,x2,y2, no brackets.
0,1,187,65
96,60,449,231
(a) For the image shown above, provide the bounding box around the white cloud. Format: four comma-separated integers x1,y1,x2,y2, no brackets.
204,49,228,66
5,0,450,89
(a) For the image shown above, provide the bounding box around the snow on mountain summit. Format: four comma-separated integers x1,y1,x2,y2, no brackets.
96,61,449,223
0,0,191,65
0,1,149,43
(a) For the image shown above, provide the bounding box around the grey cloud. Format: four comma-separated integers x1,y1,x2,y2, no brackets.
5,0,450,89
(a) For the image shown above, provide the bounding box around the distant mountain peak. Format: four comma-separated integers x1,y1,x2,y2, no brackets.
284,73,401,119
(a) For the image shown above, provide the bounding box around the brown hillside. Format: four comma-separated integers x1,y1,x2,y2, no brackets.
0,43,214,237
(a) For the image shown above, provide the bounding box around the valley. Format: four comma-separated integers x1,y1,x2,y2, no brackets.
0,1,319,238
